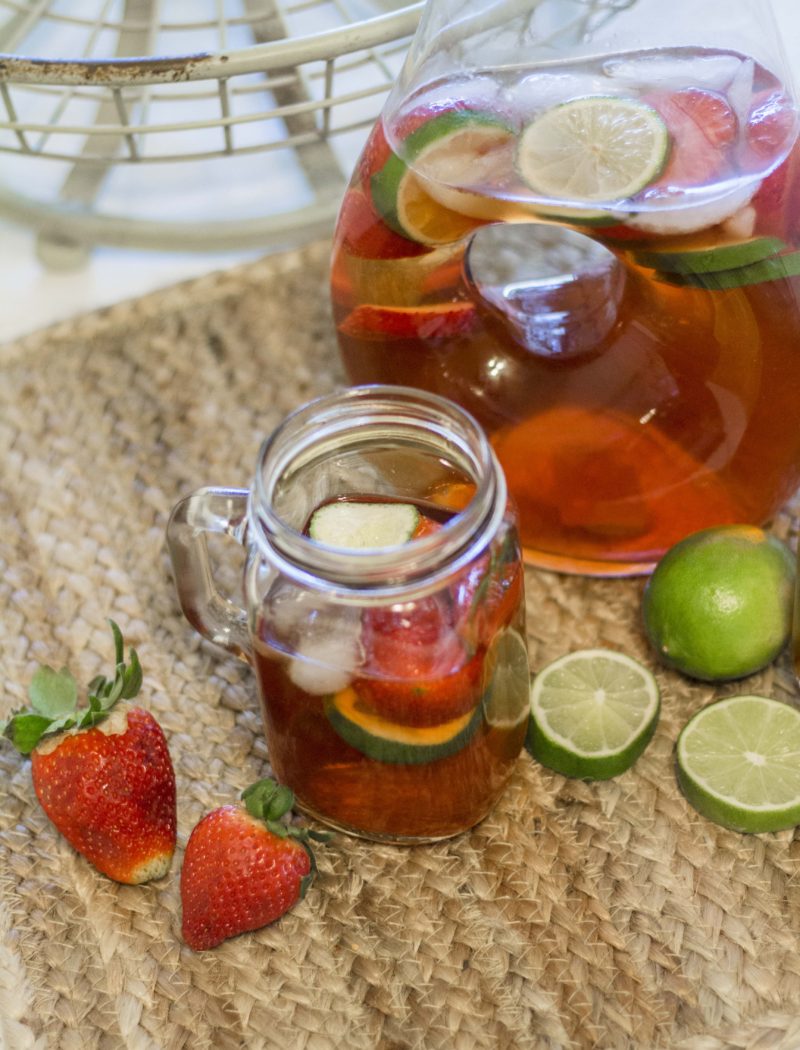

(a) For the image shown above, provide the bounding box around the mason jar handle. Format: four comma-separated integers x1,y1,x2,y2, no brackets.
166,486,252,662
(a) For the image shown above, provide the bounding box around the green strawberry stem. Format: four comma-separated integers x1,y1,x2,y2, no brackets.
240,778,330,896
1,620,143,755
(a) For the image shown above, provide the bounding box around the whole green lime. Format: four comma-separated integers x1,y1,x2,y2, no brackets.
643,525,795,681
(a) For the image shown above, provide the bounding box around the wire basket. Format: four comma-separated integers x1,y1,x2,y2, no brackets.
0,0,422,263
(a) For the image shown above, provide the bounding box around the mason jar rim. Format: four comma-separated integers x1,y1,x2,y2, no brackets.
246,384,507,594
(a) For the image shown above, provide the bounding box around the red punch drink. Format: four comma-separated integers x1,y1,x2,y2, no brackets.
332,45,800,574
253,494,528,841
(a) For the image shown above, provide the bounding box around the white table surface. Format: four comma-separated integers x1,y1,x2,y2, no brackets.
0,0,797,345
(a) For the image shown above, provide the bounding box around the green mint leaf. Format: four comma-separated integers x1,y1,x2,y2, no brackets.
266,820,289,838
27,667,78,719
4,713,54,755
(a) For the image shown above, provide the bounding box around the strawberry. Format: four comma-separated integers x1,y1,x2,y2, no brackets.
355,594,483,727
1,621,176,884
451,549,523,648
338,301,478,342
744,89,796,163
642,88,737,191
336,187,428,261
180,778,328,951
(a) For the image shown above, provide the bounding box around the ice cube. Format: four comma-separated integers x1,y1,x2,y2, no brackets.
511,72,612,118
287,631,359,696
604,53,744,93
628,182,758,235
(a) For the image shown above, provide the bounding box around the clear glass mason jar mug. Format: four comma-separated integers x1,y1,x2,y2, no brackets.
166,386,529,842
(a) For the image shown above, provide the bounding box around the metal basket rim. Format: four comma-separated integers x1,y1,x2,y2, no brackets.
0,2,423,86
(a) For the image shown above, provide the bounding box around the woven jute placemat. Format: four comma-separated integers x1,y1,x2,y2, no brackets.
2,240,800,1050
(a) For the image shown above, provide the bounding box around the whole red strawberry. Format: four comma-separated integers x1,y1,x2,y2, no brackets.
2,621,176,884
180,779,327,951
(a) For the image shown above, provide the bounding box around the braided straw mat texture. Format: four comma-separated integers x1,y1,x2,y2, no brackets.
2,239,800,1050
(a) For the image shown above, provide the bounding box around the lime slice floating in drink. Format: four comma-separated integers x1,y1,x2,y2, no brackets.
308,501,420,548
658,248,800,290
325,687,481,765
676,695,800,833
516,96,669,204
527,649,660,779
482,629,530,729
632,236,785,275
371,110,515,244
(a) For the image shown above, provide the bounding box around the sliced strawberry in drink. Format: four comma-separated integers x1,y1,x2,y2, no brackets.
451,552,523,649
338,301,478,341
643,88,737,189
750,135,800,241
337,187,428,261
355,597,483,727
744,90,796,163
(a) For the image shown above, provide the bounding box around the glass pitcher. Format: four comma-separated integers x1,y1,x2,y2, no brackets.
330,0,800,575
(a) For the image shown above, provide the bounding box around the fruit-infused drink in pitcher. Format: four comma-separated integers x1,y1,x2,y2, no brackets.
331,0,800,574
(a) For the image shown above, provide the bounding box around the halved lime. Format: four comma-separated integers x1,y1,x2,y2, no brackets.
527,649,660,780
372,110,514,244
676,695,800,833
308,501,419,549
482,628,530,728
516,96,669,204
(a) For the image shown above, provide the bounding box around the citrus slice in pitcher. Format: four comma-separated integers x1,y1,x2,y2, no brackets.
372,110,515,243
516,96,669,203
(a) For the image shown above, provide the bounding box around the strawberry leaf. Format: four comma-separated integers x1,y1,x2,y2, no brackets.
110,619,125,667
2,620,145,757
28,667,78,719
3,713,55,755
120,649,142,699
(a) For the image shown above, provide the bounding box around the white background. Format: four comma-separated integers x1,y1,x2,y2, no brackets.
0,0,797,344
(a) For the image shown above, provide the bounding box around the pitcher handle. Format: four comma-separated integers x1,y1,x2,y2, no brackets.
166,487,252,663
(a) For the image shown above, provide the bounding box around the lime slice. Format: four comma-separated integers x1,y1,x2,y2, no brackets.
308,501,419,549
658,248,800,290
676,695,800,833
372,111,514,244
325,687,481,765
482,629,530,728
528,649,660,779
632,236,784,275
516,96,669,204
